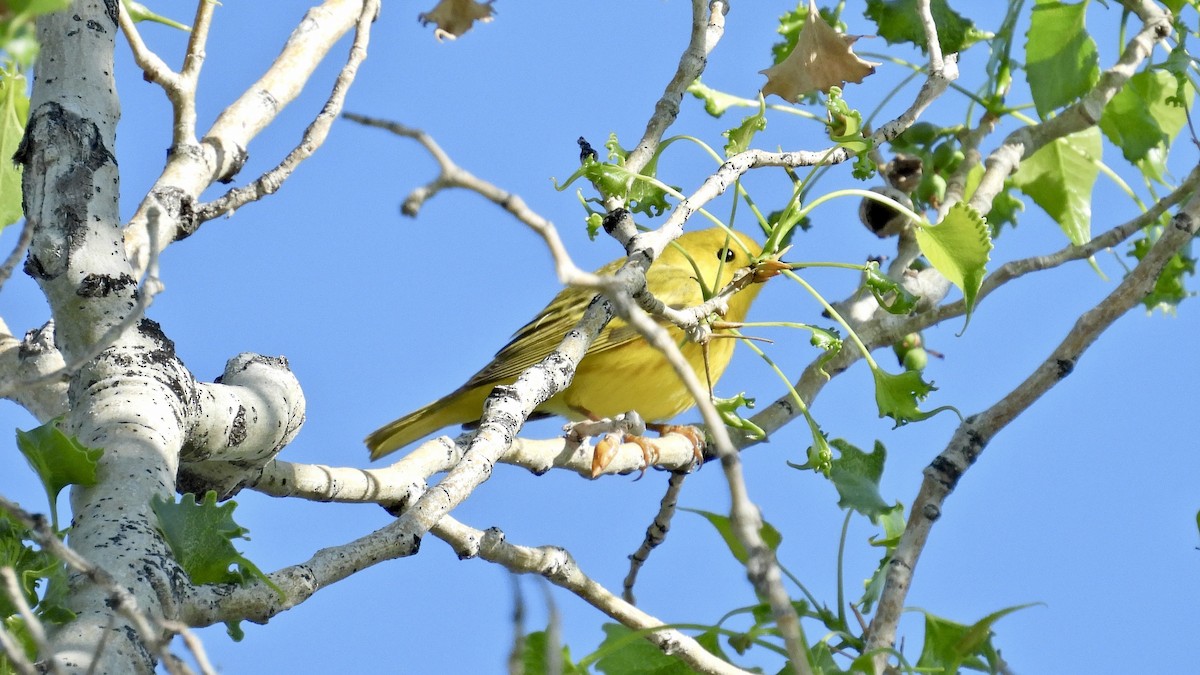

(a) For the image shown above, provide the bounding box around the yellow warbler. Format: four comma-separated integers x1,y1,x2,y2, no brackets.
366,228,778,460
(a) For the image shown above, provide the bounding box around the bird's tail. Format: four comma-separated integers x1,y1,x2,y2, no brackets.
365,387,485,460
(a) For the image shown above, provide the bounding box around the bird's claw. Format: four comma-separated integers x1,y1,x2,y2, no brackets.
590,424,707,478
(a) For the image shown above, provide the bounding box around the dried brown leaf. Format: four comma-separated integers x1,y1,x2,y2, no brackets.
761,0,879,102
418,0,495,42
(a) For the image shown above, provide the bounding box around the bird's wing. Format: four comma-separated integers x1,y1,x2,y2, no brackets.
463,271,696,389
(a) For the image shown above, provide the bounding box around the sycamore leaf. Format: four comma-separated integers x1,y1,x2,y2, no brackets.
417,0,494,41
1011,127,1101,246
917,604,1039,674
151,492,276,596
829,439,894,521
914,201,991,330
16,421,103,531
1025,0,1099,119
0,70,29,230
1100,70,1192,165
684,508,783,566
874,368,957,427
864,0,992,54
761,0,878,102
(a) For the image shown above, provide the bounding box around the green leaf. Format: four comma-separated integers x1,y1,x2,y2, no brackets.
914,201,992,329
714,392,766,441
723,95,766,157
687,78,745,118
1,616,37,671
825,87,875,179
1011,127,1101,246
863,260,919,314
787,415,834,476
1100,70,1191,164
16,421,103,530
553,134,677,217
807,324,843,377
685,508,782,566
916,604,1038,673
150,492,275,593
828,439,893,521
1128,236,1196,313
859,504,906,613
7,0,72,15
122,1,191,31
0,69,29,230
873,368,956,427
594,623,700,675
0,511,74,625
1025,0,1099,119
864,0,992,55
520,630,586,675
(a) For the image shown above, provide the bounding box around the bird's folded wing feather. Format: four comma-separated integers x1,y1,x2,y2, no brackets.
464,267,699,389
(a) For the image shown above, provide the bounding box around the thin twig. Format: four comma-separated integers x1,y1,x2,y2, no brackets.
195,0,381,221
0,213,164,399
0,217,34,292
0,567,53,674
623,472,687,603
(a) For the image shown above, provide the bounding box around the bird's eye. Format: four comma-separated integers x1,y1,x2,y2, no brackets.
717,247,737,263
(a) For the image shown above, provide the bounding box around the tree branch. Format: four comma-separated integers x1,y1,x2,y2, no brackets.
864,185,1200,666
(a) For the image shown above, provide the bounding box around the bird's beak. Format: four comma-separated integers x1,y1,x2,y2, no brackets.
751,258,791,283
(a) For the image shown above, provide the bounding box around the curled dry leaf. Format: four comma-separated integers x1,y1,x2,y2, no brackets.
418,0,495,41
760,0,879,102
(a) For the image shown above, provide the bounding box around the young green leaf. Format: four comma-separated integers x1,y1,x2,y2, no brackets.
0,69,30,230
1128,236,1196,313
914,201,991,330
684,508,783,566
15,421,103,530
828,439,894,522
520,630,586,675
553,135,677,217
808,324,843,377
1025,0,1099,119
865,0,991,55
859,504,906,613
863,261,920,314
916,604,1039,674
1100,70,1192,165
825,87,876,179
714,392,766,441
873,368,957,427
722,96,766,157
594,623,698,675
1011,127,1101,246
150,492,275,593
122,1,191,31
686,78,745,118
0,511,75,625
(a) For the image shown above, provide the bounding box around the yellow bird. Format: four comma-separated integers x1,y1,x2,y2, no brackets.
366,228,781,461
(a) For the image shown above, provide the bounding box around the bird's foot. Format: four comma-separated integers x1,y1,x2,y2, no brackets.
589,423,708,479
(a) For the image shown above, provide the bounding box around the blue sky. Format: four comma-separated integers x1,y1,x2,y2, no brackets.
2,1,1198,673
